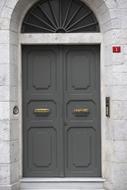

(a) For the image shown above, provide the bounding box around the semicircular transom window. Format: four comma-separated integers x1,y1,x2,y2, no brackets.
21,0,100,33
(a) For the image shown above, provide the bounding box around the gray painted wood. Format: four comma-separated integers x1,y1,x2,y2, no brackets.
22,45,101,177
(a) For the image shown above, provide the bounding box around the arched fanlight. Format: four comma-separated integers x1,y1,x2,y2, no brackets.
21,0,100,33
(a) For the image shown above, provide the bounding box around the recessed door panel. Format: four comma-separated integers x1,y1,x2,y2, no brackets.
26,48,57,93
66,100,96,121
65,48,97,93
27,127,57,175
66,127,98,176
27,100,56,121
23,45,101,177
32,56,52,90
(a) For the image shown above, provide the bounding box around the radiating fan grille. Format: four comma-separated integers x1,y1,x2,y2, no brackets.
21,0,100,33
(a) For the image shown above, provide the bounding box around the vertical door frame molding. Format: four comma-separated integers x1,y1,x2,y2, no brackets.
19,32,106,179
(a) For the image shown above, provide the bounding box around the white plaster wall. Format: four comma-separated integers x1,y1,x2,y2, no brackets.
0,0,127,190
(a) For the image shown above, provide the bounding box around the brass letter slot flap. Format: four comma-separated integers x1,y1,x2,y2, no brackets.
73,108,89,116
34,108,50,115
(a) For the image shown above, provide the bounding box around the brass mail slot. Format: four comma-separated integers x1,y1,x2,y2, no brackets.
34,108,50,114
73,108,89,116
73,108,89,113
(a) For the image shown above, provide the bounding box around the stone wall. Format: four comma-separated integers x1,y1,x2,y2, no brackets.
0,0,127,189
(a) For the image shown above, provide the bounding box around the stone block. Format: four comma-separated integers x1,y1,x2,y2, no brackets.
10,64,18,87
101,20,112,33
108,63,127,73
12,182,20,190
0,102,10,120
10,87,17,102
10,140,19,163
113,141,127,153
113,120,127,140
106,86,127,101
10,120,19,141
0,44,9,64
0,6,13,19
111,101,127,120
10,162,19,184
104,140,127,163
0,86,9,101
104,162,127,190
0,164,10,185
111,163,127,187
0,18,10,30
0,186,11,190
112,20,122,32
0,120,10,141
10,32,18,46
105,72,127,86
104,29,123,45
10,45,18,64
103,161,113,180
0,183,20,190
0,64,9,86
0,30,9,44
113,151,127,163
96,2,108,16
117,0,127,8
0,119,19,141
0,141,10,163
112,50,124,63
104,120,114,140
105,0,117,9
6,0,18,9
0,0,6,14
83,0,104,9
100,11,111,26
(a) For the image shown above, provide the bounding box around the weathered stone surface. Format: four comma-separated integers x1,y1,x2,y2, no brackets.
0,120,10,141
0,164,10,184
0,102,10,120
113,120,127,140
111,101,127,120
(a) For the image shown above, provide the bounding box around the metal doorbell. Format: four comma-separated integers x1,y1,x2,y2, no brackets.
106,97,110,118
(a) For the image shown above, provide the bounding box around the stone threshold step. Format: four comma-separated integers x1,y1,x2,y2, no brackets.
20,178,105,190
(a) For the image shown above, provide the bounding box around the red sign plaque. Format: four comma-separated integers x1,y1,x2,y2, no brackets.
112,46,121,53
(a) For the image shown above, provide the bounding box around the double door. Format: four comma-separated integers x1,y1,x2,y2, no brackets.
22,45,101,177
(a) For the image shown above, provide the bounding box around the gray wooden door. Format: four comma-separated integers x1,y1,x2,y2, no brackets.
22,45,101,177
